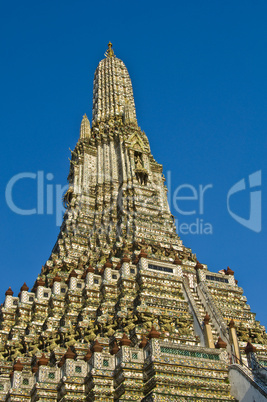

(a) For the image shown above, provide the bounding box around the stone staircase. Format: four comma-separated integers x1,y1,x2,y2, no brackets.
191,289,220,345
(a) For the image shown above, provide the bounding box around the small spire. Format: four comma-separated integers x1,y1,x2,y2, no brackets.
53,273,62,283
225,266,234,276
68,269,78,279
121,254,131,263
84,349,92,361
115,262,122,271
245,341,256,354
65,347,76,360
139,249,148,259
36,277,45,287
80,114,91,139
20,282,29,292
148,326,160,339
195,260,203,270
38,353,49,366
203,312,210,325
110,340,119,355
119,333,131,346
92,339,103,353
139,335,148,348
104,259,113,269
13,359,23,371
105,42,115,58
215,337,227,349
82,265,95,278
5,287,14,296
229,318,235,329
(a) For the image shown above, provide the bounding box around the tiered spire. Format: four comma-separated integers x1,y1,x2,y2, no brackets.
79,114,91,139
92,42,137,124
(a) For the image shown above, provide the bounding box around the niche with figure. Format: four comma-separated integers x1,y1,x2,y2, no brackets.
134,151,148,185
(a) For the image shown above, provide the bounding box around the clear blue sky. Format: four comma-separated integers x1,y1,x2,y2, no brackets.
0,1,266,327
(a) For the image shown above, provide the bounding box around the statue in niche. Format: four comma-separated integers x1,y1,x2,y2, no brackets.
134,152,148,185
135,154,143,169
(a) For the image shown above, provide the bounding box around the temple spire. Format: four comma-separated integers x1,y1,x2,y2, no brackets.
79,114,91,139
93,45,137,124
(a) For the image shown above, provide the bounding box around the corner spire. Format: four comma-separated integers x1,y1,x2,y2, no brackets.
105,42,115,58
80,114,91,139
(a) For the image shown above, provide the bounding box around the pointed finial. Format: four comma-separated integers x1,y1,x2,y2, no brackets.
5,287,14,296
65,347,76,360
229,318,235,328
225,266,234,276
84,349,92,361
110,340,119,355
92,339,103,353
80,114,91,139
13,359,23,371
20,282,29,292
139,335,148,348
105,42,115,58
38,353,49,366
245,341,256,354
203,312,210,325
119,333,131,346
215,337,227,349
148,326,160,339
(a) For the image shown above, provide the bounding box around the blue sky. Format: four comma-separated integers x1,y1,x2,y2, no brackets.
0,1,266,327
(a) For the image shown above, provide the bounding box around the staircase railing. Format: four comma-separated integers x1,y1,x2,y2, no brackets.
197,281,230,343
183,278,203,330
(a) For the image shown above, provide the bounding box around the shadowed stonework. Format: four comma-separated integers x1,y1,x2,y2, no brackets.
0,43,266,401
